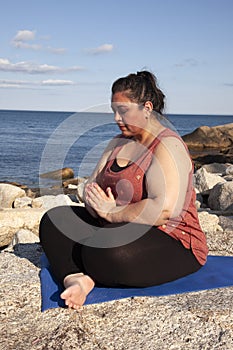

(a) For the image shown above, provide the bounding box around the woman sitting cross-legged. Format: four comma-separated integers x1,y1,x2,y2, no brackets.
39,70,208,310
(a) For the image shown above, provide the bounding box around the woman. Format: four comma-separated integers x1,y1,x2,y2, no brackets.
39,70,208,309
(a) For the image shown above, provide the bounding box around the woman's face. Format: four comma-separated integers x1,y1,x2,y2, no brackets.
111,92,148,137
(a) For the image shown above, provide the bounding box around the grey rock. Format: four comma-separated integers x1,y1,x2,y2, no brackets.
203,162,230,174
219,216,233,232
223,175,233,181
194,167,226,193
225,164,233,175
208,182,233,211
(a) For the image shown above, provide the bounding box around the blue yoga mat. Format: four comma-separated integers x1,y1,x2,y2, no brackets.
40,254,233,311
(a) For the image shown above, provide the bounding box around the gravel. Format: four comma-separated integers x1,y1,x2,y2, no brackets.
1,236,233,350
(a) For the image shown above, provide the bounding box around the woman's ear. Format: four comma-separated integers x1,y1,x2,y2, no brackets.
144,101,153,112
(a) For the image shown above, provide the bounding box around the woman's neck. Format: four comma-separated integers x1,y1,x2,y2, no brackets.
133,120,165,146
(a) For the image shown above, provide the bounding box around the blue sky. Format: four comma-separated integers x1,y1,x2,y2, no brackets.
0,0,233,115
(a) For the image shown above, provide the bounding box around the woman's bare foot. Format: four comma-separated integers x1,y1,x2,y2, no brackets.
60,273,95,310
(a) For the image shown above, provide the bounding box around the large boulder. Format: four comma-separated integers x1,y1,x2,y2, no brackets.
194,167,226,193
208,182,233,211
0,208,45,247
182,123,233,150
0,184,26,208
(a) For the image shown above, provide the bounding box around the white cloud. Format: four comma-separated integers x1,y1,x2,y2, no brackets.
42,79,75,86
0,58,84,74
12,30,66,54
87,43,114,55
0,78,76,88
0,79,30,88
13,41,42,50
13,30,36,42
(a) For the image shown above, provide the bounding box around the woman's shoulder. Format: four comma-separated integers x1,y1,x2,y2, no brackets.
153,128,192,165
156,128,188,150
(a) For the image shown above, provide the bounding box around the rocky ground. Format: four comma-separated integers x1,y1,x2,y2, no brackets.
1,230,233,350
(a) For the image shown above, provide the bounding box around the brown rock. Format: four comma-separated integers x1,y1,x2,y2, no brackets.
182,123,233,150
40,167,74,180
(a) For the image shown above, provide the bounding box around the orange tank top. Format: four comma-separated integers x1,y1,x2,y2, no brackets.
96,129,208,265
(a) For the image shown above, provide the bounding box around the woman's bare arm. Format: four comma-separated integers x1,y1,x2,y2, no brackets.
86,136,192,226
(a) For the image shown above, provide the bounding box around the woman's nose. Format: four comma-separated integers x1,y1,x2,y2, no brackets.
114,111,122,123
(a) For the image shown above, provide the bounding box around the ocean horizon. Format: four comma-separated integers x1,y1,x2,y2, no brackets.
0,109,232,187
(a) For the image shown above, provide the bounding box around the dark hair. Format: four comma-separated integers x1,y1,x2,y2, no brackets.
111,70,165,114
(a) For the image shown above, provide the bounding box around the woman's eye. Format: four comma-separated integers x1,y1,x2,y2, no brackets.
118,108,127,115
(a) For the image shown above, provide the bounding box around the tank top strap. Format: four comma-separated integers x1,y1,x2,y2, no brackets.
148,128,182,152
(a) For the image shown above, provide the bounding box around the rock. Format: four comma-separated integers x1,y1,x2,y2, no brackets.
67,184,78,189
6,229,40,251
31,194,81,210
62,177,80,187
195,193,203,209
194,167,226,193
0,184,26,208
198,211,221,234
182,123,233,150
223,175,233,181
208,182,233,211
219,216,233,233
225,164,233,175
191,151,233,167
202,163,230,174
40,167,74,180
0,208,45,247
13,196,32,208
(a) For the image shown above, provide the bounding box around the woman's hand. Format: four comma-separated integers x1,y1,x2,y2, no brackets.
85,183,116,220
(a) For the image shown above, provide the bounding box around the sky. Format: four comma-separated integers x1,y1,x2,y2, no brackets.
0,0,233,115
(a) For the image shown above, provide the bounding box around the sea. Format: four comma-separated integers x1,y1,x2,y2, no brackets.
0,109,232,188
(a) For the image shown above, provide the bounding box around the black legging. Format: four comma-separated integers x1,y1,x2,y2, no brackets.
39,205,201,287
